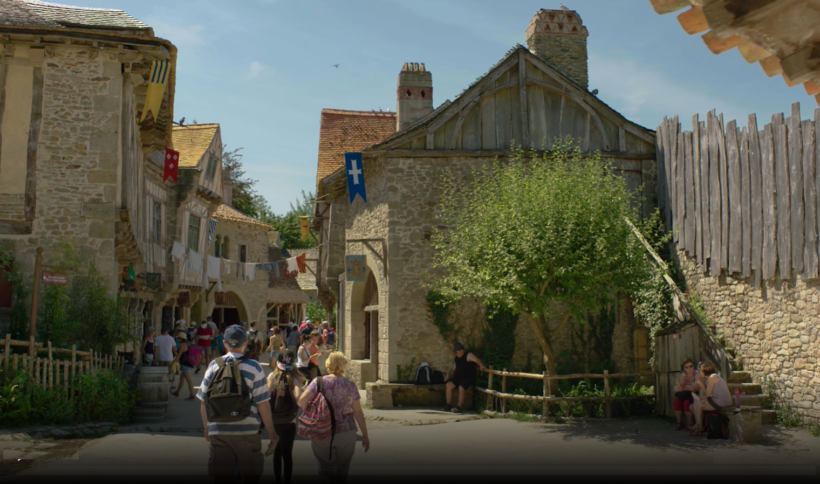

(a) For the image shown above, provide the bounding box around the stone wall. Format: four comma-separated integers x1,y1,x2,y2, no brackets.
1,44,124,290
677,250,820,424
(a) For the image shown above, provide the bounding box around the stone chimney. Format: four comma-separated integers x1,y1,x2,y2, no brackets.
396,62,433,132
526,8,589,90
222,167,233,207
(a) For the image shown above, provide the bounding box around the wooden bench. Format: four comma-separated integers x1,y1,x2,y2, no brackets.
714,406,763,443
366,382,474,409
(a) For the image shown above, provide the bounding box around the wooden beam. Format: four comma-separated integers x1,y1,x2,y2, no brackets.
677,6,708,35
781,43,820,85
805,81,820,96
518,51,529,149
525,78,611,149
760,56,783,77
702,0,789,39
375,149,657,160
701,31,742,54
650,0,690,15
447,98,478,149
738,41,771,64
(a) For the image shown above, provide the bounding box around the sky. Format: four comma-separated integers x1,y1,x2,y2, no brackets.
77,0,814,214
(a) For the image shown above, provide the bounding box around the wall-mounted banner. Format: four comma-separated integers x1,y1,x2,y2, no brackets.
345,255,368,282
299,216,310,240
140,60,170,123
177,291,190,308
345,152,367,204
163,148,180,184
146,273,162,290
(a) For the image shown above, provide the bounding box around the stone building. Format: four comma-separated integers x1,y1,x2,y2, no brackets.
313,9,658,389
0,0,179,336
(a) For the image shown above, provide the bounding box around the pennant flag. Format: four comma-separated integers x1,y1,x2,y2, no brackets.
140,60,170,123
163,148,179,183
299,216,310,240
296,253,307,273
207,218,218,247
345,152,367,204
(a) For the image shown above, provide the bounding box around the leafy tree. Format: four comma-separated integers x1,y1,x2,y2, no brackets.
222,146,260,217
258,190,318,250
428,141,651,380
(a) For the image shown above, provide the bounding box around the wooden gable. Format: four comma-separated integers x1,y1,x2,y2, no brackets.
371,47,655,155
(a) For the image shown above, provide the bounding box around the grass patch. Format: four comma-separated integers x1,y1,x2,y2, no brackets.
808,423,820,437
509,412,538,422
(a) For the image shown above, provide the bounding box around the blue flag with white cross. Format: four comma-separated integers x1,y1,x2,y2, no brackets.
345,152,367,204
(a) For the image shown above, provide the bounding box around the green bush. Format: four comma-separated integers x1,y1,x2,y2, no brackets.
73,370,137,425
0,369,136,428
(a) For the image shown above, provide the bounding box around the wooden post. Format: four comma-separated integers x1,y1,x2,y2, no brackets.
70,344,76,399
604,370,611,418
47,341,53,390
487,365,494,411
12,353,19,372
543,371,549,417
35,357,40,386
501,368,507,414
4,334,9,371
28,248,44,348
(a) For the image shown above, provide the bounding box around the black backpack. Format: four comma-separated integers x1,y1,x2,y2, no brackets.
415,363,432,385
204,356,252,422
705,413,727,439
431,370,445,384
270,373,298,424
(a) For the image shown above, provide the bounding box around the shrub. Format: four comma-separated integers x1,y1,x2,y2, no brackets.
73,370,138,425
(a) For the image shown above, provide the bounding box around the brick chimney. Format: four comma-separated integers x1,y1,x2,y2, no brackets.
222,167,233,207
396,62,433,132
526,8,589,90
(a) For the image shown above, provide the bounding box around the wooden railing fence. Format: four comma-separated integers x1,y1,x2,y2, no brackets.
657,102,820,289
1,334,124,398
477,366,655,418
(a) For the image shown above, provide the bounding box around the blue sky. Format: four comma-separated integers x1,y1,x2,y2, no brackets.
81,0,813,214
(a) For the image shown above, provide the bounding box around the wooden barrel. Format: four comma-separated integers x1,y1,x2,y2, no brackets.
133,366,168,422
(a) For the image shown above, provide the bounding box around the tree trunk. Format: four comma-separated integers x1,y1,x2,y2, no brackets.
527,313,560,393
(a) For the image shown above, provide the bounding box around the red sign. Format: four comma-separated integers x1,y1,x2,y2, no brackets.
42,272,68,286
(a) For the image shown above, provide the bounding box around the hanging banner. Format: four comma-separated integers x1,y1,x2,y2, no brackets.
299,216,310,240
163,148,180,184
344,152,367,204
345,255,368,282
146,273,162,290
177,291,190,308
215,292,225,305
140,60,170,123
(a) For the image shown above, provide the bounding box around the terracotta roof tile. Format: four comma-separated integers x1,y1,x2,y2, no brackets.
20,0,149,29
316,109,396,189
172,124,219,168
214,204,271,230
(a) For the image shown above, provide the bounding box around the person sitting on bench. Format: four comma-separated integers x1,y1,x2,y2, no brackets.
689,360,732,436
444,343,485,414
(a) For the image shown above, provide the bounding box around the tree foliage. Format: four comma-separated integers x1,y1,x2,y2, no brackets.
222,146,260,217
257,190,318,250
428,141,652,377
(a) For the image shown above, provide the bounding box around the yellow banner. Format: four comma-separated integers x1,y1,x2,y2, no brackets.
140,60,170,123
299,216,310,240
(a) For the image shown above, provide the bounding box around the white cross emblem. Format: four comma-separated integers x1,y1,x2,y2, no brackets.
348,158,362,185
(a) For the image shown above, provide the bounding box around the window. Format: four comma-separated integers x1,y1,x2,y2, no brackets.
214,235,221,257
152,201,162,245
221,236,229,259
239,245,247,263
187,215,201,251
206,155,218,179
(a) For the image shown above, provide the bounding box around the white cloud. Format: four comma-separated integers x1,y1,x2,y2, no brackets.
588,53,748,130
249,61,264,79
148,20,205,47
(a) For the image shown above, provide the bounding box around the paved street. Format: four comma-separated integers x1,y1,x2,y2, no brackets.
5,355,820,481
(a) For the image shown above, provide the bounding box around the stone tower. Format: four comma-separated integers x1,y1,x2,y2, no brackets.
526,8,589,90
396,62,433,132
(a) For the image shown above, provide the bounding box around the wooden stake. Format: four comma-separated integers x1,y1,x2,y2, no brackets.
4,334,9,371
501,368,507,414
70,344,76,399
604,370,611,418
543,371,549,417
12,353,19,372
47,341,53,390
487,365,494,411
28,248,43,348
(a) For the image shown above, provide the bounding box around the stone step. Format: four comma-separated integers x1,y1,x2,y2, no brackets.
757,409,777,425
740,394,768,407
728,382,762,394
728,371,752,383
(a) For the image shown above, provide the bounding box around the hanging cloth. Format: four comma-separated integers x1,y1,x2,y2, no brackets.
296,253,307,273
244,263,256,282
188,250,203,273
287,257,298,273
206,256,221,279
171,241,187,262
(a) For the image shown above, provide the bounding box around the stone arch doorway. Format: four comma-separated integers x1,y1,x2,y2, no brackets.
362,271,379,365
348,268,379,388
211,291,248,329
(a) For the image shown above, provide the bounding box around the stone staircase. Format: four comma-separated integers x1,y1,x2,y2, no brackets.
708,325,777,425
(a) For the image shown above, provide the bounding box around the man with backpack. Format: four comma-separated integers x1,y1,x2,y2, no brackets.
198,325,278,483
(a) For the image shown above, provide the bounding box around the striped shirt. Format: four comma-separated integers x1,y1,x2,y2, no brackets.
196,352,270,435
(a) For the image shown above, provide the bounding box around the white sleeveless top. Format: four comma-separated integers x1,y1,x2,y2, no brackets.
297,345,310,368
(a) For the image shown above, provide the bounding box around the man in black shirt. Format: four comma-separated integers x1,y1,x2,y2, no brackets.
444,343,485,414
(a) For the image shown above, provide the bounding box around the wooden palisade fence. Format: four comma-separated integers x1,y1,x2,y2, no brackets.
1,334,124,399
657,102,820,289
477,366,655,418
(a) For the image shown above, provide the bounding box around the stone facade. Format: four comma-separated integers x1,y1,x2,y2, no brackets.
677,250,820,424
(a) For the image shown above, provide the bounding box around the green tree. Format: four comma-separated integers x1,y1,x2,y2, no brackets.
222,146,260,217
258,190,318,250
428,141,651,380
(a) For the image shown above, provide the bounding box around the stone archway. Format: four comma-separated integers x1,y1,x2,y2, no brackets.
347,266,379,388
212,291,249,329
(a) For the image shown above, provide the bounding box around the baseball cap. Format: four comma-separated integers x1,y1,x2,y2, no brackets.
224,325,247,348
453,343,465,353
278,349,295,365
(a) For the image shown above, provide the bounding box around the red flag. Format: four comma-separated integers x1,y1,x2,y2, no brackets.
296,253,307,273
163,148,179,183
